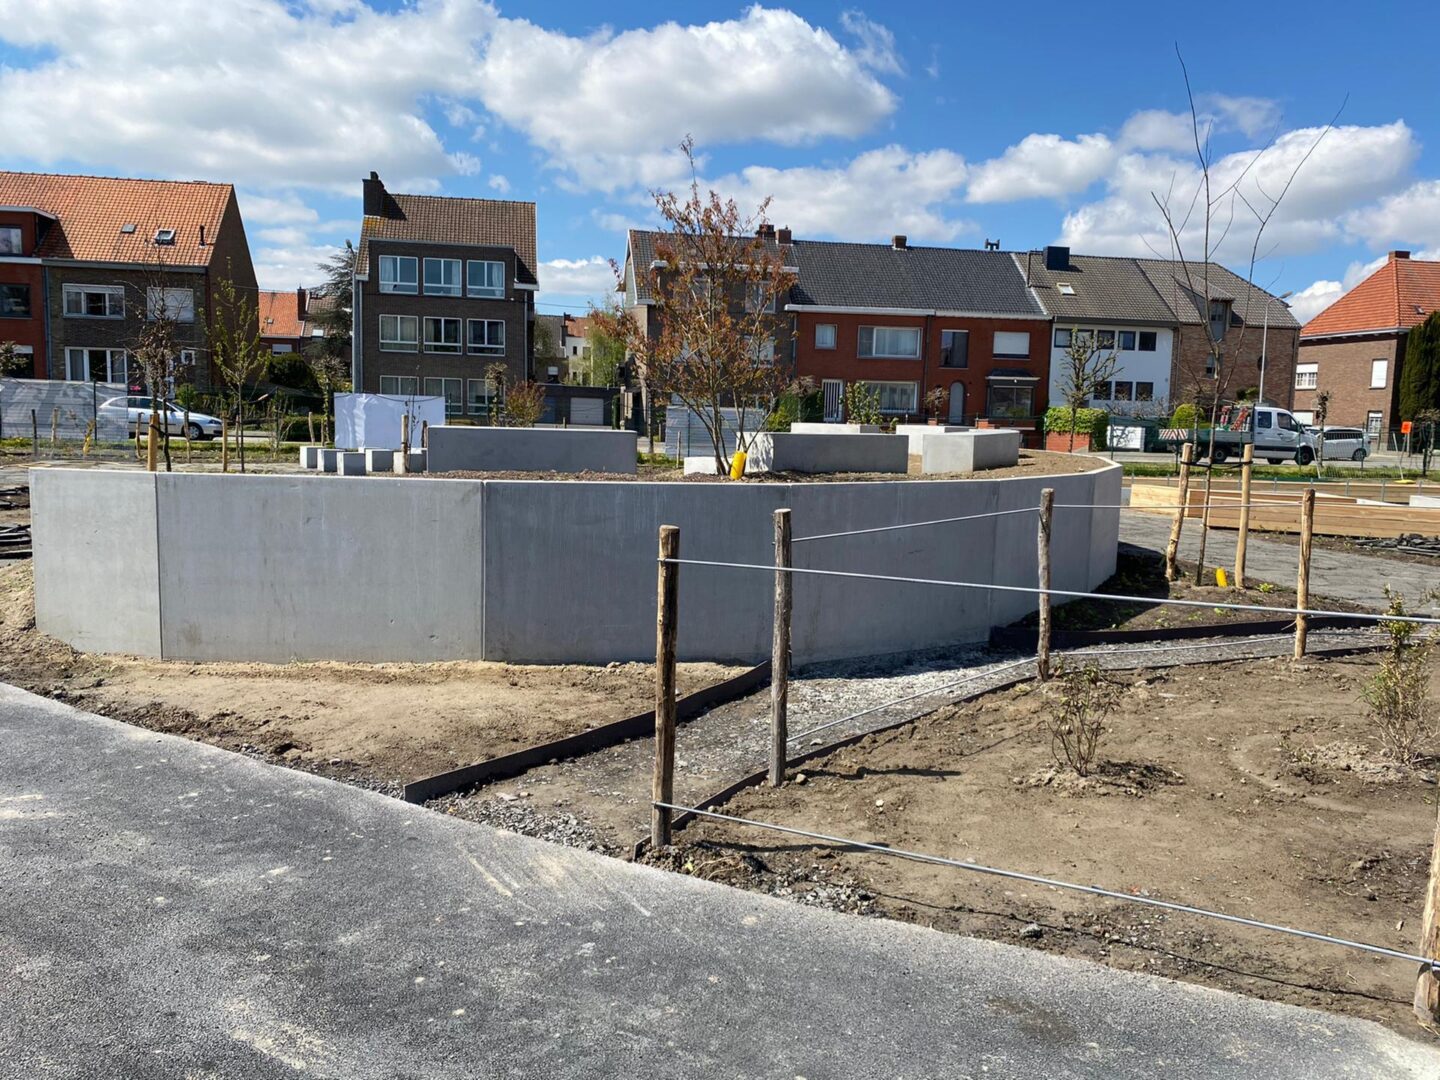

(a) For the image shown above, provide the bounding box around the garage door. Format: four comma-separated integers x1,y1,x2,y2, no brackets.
569,397,604,425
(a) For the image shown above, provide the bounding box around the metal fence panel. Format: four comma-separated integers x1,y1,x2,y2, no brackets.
0,378,129,443
662,401,768,460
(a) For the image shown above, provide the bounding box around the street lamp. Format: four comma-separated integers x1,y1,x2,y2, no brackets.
1258,289,1294,407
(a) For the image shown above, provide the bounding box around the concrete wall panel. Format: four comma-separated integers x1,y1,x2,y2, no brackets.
429,426,637,475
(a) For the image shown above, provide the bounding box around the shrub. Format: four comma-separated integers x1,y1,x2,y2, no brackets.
1043,406,1109,450
1043,663,1122,776
1363,588,1437,766
1169,403,1206,429
764,385,824,431
843,382,883,426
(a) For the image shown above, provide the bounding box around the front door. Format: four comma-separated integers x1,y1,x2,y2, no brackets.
822,379,843,422
948,381,965,423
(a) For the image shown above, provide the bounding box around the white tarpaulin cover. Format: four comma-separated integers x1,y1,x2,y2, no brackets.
334,393,446,450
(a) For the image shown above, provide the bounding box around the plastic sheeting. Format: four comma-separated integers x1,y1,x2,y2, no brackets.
334,393,446,450
0,378,129,441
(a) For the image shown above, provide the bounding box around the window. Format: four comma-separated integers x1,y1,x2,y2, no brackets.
1277,412,1298,432
1056,282,1075,296
747,336,776,364
858,326,921,358
423,316,462,353
423,258,462,296
815,323,836,349
1053,328,1072,349
1135,382,1154,402
1096,330,1116,349
993,331,1031,359
468,377,502,414
270,343,293,355
940,330,968,368
63,284,124,318
1205,354,1219,379
378,255,418,294
1370,358,1388,389
0,283,30,318
0,226,21,254
1294,363,1318,390
986,383,1034,418
1112,381,1133,402
424,377,464,416
146,287,194,322
1096,381,1113,401
744,284,775,313
1366,411,1383,441
153,228,176,245
379,314,419,352
65,347,127,383
1256,411,1272,429
467,319,505,355
858,380,918,414
1138,331,1157,352
1118,330,1137,351
467,260,505,298
1209,299,1229,341
379,376,420,396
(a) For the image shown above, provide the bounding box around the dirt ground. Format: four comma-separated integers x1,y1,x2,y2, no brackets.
0,559,738,792
647,652,1440,1037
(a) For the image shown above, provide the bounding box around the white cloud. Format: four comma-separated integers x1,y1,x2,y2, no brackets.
1289,255,1389,324
710,145,972,243
539,256,618,306
472,7,898,191
840,11,903,75
238,191,322,227
1118,110,1196,153
252,241,345,291
488,174,512,194
966,133,1115,203
1343,179,1440,252
1204,94,1282,139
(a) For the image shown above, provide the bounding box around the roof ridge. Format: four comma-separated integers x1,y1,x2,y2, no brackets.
0,170,231,189
390,191,536,208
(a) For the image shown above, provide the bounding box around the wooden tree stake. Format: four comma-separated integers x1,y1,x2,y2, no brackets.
220,418,229,473
307,411,316,444
146,411,159,472
770,508,792,786
183,406,193,465
652,524,680,848
1164,442,1194,582
50,407,58,450
1234,442,1254,589
31,409,38,459
1294,487,1315,659
1036,488,1055,680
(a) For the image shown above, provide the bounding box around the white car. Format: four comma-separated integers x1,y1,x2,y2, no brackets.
1304,426,1369,461
98,396,224,441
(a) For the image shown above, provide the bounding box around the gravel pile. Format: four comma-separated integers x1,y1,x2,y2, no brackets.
433,791,612,853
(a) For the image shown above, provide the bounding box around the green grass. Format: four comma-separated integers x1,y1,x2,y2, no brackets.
638,452,681,469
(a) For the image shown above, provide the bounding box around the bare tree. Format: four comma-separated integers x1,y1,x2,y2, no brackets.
502,381,546,427
304,344,351,445
126,262,197,473
1311,389,1331,479
1055,329,1122,451
592,137,796,473
209,268,267,473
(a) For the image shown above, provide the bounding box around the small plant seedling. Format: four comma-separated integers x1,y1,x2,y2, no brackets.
1363,588,1437,766
1042,663,1123,777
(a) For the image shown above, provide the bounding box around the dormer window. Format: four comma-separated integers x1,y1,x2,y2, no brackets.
1208,299,1230,342
154,228,176,245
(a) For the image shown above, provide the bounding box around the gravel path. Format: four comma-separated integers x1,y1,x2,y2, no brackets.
437,627,1385,853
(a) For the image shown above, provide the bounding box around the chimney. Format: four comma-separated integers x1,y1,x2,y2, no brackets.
1391,250,1411,260
756,223,776,238
1044,245,1070,271
777,226,792,245
362,171,386,217
892,234,908,250
198,224,206,246
296,286,307,322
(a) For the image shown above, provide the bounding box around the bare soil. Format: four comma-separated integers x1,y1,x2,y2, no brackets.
0,560,738,792
645,653,1440,1037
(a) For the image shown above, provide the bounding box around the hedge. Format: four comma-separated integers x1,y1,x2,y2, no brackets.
1043,405,1108,451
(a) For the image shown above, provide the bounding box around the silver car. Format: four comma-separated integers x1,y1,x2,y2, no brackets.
98,396,224,441
1305,426,1369,461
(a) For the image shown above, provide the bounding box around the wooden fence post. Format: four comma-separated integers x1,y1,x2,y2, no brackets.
1234,442,1254,589
1164,442,1194,582
770,509,792,786
1036,487,1054,681
307,410,316,444
183,406,193,465
31,409,38,459
421,419,429,450
1294,487,1315,659
134,412,142,460
146,411,159,472
652,525,680,849
50,407,58,451
220,418,229,473
1415,810,1440,1027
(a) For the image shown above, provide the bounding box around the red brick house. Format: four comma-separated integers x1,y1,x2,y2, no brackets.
258,287,317,356
1296,251,1440,444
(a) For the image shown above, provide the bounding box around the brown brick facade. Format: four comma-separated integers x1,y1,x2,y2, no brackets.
1294,334,1402,438
1171,322,1298,412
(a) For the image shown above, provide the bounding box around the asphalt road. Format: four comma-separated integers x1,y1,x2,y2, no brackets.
3,685,1437,1079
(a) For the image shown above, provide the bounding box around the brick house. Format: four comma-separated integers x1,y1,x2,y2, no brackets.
352,172,536,419
0,171,257,386
787,236,1050,431
258,287,320,356
1295,251,1440,443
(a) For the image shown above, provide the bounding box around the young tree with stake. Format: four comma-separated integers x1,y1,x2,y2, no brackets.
209,269,268,473
1055,329,1122,451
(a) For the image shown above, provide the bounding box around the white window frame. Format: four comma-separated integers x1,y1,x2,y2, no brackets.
379,376,419,396
467,260,505,298
1370,358,1388,389
815,323,836,350
468,377,502,414
1295,364,1318,390
423,316,462,354
64,346,127,382
858,326,921,359
378,255,418,294
423,257,462,297
1118,330,1137,351
467,318,505,356
63,283,125,319
379,314,419,352
993,330,1031,359
1053,328,1072,348
424,377,464,416
858,380,919,414
146,286,195,323
744,284,776,314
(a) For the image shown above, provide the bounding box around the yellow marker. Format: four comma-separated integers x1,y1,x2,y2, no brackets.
1216,567,1228,588
729,450,747,479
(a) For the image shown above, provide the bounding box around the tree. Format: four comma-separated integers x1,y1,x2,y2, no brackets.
583,299,626,389
502,381,546,427
1311,389,1330,479
843,381,882,426
209,268,267,473
303,342,351,445
590,136,796,473
1055,328,1122,451
126,261,197,473
307,240,356,356
1399,311,1440,422
0,340,30,377
533,317,560,363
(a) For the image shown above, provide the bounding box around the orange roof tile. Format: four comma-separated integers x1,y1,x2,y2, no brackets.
1302,253,1440,338
0,171,233,267
257,289,307,339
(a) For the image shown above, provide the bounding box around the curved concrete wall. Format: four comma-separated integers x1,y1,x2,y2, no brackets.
31,464,1121,666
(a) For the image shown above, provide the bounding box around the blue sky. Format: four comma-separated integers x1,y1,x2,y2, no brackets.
2,0,1438,323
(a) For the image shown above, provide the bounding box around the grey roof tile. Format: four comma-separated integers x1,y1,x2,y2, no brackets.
1017,252,1177,325
359,193,537,284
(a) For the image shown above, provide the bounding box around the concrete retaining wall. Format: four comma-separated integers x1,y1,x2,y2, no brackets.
919,430,1023,474
31,464,1120,665
428,426,637,475
895,423,968,454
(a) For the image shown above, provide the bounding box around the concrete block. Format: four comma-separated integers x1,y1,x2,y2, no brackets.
319,448,339,473
364,448,395,473
404,449,427,473
427,426,637,475
683,456,721,475
1410,493,1440,508
894,423,969,454
299,445,321,470
744,432,908,474
789,422,882,435
337,451,366,476
919,430,1022,474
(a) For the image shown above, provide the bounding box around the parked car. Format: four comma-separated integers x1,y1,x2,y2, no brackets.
97,396,223,441
1304,426,1369,461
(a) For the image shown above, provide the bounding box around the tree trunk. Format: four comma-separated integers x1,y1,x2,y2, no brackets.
238,402,246,473
1068,405,1078,453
